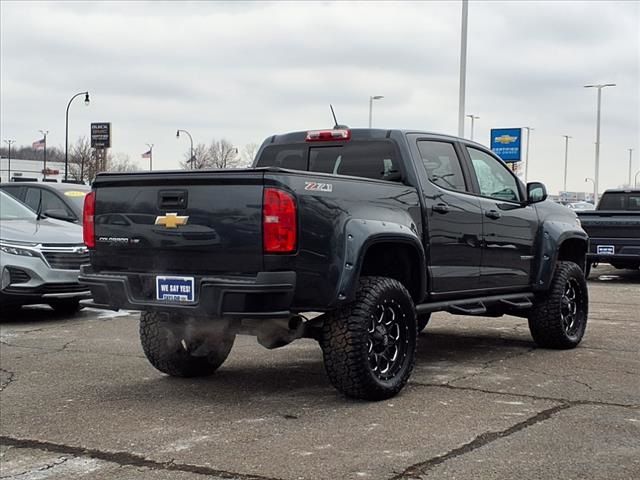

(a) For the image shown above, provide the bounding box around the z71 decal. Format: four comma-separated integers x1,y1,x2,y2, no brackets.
304,181,333,192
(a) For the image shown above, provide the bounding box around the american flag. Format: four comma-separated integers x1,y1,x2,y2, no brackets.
32,138,45,150
142,150,152,158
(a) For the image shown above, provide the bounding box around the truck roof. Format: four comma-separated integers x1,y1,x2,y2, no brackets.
265,128,488,150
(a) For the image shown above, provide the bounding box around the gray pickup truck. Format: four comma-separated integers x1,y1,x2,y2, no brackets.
81,128,590,400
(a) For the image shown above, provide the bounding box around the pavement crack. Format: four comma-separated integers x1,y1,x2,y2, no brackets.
0,436,284,480
388,403,572,479
410,382,640,409
444,347,535,385
0,368,15,392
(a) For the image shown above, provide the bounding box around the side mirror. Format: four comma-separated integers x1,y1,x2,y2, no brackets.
43,209,76,222
526,182,547,204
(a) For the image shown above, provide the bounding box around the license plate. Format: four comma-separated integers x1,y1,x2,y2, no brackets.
156,276,195,302
597,245,615,255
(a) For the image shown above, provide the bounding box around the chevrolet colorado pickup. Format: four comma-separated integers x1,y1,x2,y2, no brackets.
80,128,589,400
577,188,640,275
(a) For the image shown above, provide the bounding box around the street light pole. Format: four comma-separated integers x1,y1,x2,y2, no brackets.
524,127,534,183
176,129,194,169
585,177,596,203
39,130,49,180
146,143,154,171
458,0,469,137
3,139,15,181
64,91,90,182
562,135,571,192
628,148,634,186
584,83,616,205
368,95,384,128
466,114,479,140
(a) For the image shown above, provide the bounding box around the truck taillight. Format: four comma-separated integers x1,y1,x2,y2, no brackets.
263,188,297,254
83,191,95,248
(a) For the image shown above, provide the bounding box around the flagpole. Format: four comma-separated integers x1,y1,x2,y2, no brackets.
39,130,49,180
146,143,154,171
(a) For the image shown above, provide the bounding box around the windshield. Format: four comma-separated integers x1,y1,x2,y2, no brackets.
0,190,37,220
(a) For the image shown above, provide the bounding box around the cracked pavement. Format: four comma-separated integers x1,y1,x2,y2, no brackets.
1,265,639,479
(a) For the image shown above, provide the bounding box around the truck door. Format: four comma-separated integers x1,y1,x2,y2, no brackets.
464,146,538,289
411,138,483,294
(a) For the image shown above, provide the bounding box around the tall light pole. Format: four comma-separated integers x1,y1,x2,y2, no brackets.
458,0,469,137
146,143,154,171
176,129,194,169
39,130,49,180
3,139,15,181
585,178,596,203
466,114,479,140
562,135,571,192
65,91,90,182
524,127,534,183
584,83,616,205
368,95,384,128
628,148,634,186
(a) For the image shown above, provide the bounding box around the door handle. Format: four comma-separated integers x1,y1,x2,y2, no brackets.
485,210,501,220
432,204,450,214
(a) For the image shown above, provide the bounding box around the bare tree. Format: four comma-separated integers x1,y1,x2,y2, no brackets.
179,143,210,170
67,137,94,182
109,153,140,173
241,142,259,167
209,139,241,169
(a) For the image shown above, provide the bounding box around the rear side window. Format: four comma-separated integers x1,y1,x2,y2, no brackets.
256,141,401,182
417,141,467,192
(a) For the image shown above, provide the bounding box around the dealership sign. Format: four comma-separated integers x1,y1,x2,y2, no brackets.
91,122,111,149
490,128,522,162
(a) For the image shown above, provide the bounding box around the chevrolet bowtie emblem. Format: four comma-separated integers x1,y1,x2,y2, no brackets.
155,213,189,228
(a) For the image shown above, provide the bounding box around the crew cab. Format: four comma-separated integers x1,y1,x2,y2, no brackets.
80,128,589,400
578,188,640,274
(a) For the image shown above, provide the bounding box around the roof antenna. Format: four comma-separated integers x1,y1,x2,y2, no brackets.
330,104,349,129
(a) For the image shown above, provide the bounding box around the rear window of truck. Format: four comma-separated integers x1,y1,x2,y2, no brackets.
598,193,640,211
256,141,401,182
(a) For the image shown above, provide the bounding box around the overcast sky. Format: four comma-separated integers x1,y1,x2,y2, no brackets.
1,0,638,194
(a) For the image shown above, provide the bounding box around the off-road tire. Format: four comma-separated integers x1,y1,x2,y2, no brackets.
140,311,234,377
528,261,588,349
49,299,82,315
417,313,431,333
320,276,417,400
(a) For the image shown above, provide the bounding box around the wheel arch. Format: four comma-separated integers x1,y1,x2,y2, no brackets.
335,219,426,305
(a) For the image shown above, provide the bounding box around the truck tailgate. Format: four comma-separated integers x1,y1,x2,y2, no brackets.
91,170,264,275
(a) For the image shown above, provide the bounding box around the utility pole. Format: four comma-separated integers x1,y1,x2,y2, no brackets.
584,83,616,204
524,127,534,183
457,0,469,137
628,148,634,186
39,130,49,180
562,135,571,192
466,114,479,140
3,139,15,181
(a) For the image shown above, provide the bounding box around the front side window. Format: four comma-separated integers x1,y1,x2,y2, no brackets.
417,141,467,192
467,147,521,202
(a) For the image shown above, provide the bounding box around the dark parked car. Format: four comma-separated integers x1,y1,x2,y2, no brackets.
578,188,640,274
0,182,90,224
0,191,91,314
81,127,589,400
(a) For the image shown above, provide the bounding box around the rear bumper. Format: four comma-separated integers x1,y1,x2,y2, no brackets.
79,266,296,318
586,237,640,264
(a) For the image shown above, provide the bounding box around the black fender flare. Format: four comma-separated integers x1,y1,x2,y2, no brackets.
333,218,426,306
533,221,589,291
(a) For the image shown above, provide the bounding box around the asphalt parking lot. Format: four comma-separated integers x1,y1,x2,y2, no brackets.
1,264,639,480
